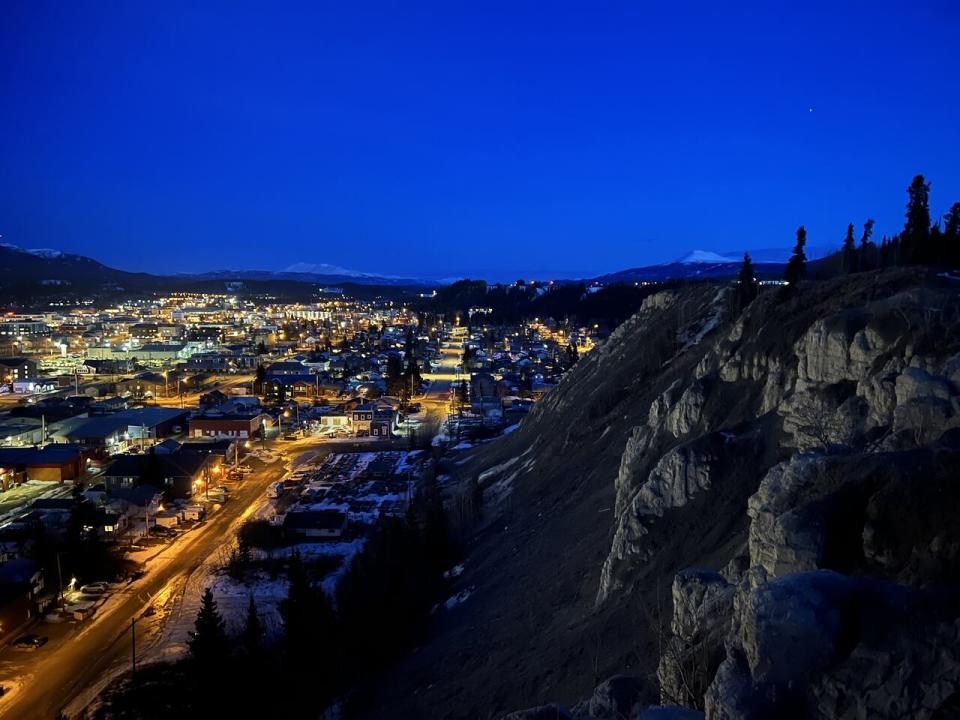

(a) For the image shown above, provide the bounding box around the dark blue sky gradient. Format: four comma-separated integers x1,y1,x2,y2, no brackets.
2,1,959,281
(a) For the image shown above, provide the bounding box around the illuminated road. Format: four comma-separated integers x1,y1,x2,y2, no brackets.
0,458,285,720
0,347,463,718
420,341,464,431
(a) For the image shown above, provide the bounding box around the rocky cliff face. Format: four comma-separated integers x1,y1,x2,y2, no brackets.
365,269,960,720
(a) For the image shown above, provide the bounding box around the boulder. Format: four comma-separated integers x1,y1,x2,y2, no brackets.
703,655,767,720
747,455,828,579
862,450,960,586
895,366,954,405
737,570,856,690
669,569,734,644
812,619,960,720
571,675,652,719
657,569,734,706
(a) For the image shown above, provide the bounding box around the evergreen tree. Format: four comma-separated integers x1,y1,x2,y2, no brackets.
423,490,453,579
841,223,857,274
385,354,404,396
519,366,533,396
944,202,960,267
280,551,337,669
859,219,876,271
254,363,266,394
902,174,931,263
239,595,263,657
783,226,808,286
566,342,579,367
404,356,421,400
735,252,759,310
946,202,960,239
189,588,229,664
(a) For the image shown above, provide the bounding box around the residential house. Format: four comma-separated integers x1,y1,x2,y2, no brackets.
0,558,45,642
116,372,167,399
102,448,215,500
351,401,395,438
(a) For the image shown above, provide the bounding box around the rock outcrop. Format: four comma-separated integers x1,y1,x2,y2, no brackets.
367,270,960,720
611,274,960,719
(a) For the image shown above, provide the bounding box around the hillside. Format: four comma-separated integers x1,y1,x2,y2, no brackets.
0,243,163,300
0,245,433,306
364,268,960,719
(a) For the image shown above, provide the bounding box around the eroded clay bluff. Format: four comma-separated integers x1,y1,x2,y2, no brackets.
581,271,960,719
370,270,960,720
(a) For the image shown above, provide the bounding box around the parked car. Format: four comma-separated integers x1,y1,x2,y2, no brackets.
265,481,284,499
213,485,229,495
12,635,48,650
79,582,109,595
283,433,298,440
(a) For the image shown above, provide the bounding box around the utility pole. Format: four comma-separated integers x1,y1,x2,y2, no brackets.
56,552,64,602
131,616,137,679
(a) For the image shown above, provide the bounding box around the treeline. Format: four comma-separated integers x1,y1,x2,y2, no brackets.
733,174,960,313
426,277,670,325
384,327,423,401
87,476,462,719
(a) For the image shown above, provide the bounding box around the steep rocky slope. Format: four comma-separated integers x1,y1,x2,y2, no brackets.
365,269,960,719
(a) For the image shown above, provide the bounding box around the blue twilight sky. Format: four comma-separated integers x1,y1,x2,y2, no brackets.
1,1,959,282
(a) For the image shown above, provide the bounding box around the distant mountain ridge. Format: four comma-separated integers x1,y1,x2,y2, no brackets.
0,243,437,306
0,241,840,306
591,245,836,284
181,266,438,287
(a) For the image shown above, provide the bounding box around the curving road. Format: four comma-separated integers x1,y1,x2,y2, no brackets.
0,460,285,720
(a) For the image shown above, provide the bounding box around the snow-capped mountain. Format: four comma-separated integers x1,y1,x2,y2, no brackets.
0,243,66,259
674,250,739,264
283,262,381,278
592,249,786,284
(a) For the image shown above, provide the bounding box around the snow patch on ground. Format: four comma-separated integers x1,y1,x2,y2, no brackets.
443,563,464,580
207,571,288,638
479,456,520,484
443,587,473,609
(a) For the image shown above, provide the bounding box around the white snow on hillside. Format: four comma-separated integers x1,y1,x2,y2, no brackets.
283,262,376,277
28,248,65,258
675,250,738,264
